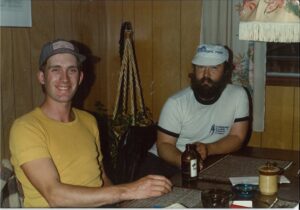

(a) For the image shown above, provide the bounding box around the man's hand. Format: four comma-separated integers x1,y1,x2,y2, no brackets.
194,142,208,160
122,175,172,200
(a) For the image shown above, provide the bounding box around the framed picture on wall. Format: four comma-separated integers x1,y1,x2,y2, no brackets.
0,0,32,27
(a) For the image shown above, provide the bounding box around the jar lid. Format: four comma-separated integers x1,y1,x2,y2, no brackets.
258,162,280,175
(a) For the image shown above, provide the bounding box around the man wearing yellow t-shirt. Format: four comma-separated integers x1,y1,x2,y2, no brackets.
9,39,172,207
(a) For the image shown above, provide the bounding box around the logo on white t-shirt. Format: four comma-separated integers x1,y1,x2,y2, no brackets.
209,124,229,136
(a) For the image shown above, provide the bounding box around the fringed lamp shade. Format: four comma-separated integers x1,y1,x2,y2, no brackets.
239,0,300,42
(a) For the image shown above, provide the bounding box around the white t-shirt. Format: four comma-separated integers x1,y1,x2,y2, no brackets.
149,84,249,156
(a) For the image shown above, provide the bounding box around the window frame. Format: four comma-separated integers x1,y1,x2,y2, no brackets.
266,43,299,87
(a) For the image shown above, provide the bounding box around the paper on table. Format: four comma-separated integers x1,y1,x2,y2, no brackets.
165,203,187,208
120,187,202,208
231,200,253,208
229,175,290,185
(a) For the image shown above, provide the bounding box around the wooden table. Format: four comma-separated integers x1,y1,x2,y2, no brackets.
120,146,299,208
170,146,299,207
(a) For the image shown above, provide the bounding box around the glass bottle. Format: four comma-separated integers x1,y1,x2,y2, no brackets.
181,144,198,182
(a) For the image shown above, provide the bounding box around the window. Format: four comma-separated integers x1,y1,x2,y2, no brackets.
266,43,300,86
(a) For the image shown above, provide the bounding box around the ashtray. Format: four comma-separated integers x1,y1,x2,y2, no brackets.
201,189,233,208
233,184,258,199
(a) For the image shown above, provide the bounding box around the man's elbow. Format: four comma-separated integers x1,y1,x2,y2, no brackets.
233,136,245,151
43,186,64,207
156,143,164,158
156,141,169,158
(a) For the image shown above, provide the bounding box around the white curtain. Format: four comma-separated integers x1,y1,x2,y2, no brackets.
200,0,266,132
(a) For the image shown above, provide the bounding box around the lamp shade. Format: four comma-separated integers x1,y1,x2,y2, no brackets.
239,0,300,42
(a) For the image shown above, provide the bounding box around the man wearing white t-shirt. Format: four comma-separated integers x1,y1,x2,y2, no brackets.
136,44,250,179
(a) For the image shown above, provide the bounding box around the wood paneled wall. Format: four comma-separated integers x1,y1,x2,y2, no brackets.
0,0,202,159
0,0,299,159
249,86,300,151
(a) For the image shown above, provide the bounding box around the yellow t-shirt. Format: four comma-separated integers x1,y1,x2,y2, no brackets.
9,107,103,207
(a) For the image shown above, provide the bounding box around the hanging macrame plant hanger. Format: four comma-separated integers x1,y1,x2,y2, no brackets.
110,22,155,183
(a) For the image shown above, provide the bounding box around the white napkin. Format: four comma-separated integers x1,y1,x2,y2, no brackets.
229,175,290,185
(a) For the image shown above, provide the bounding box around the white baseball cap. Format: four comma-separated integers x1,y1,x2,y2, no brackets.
192,44,229,66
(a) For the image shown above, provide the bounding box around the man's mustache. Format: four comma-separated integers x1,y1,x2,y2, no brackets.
199,77,214,85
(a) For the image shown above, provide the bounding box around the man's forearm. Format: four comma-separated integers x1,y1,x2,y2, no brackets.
206,134,243,156
45,175,172,208
157,143,182,168
45,183,127,207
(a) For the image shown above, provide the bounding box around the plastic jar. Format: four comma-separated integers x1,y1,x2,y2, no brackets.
258,162,280,195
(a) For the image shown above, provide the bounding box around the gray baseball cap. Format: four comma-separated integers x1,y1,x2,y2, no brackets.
39,39,86,70
192,44,229,66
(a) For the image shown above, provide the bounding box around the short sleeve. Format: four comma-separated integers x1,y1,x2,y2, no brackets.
9,120,50,167
158,98,182,136
234,87,250,121
92,118,103,164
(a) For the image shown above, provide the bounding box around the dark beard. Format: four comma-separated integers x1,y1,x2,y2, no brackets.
191,74,227,104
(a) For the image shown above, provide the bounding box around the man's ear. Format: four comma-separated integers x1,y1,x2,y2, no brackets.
79,71,84,85
37,71,45,85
